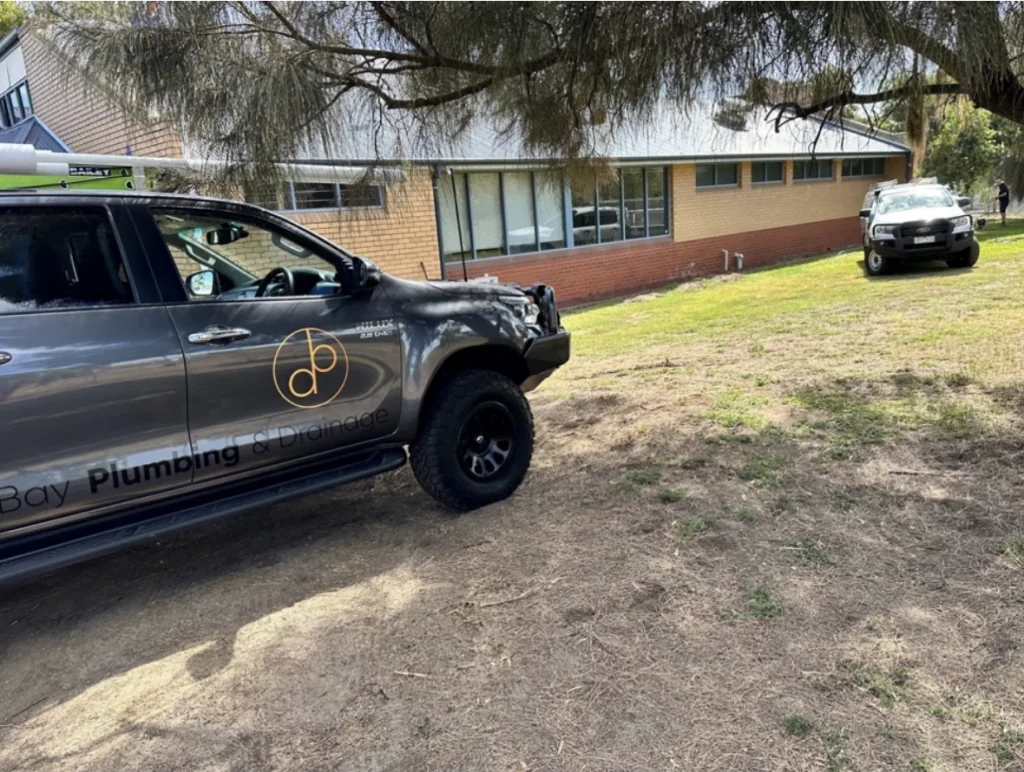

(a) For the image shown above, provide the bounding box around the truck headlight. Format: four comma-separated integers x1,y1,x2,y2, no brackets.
951,215,972,233
501,296,540,325
873,224,896,238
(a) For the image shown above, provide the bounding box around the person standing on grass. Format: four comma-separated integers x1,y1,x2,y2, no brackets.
997,180,1011,225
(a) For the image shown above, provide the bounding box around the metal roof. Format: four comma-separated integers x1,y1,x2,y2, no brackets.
0,117,71,153
291,101,910,168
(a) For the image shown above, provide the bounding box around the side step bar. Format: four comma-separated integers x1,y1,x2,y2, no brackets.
0,447,408,584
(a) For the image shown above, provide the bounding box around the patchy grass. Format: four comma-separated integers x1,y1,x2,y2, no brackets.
849,667,910,708
737,452,788,486
677,455,708,470
821,729,851,771
746,585,783,620
783,714,814,737
619,467,661,491
700,387,771,430
677,516,712,544
789,537,834,566
991,728,1024,765
1003,536,1024,565
735,507,758,523
658,488,686,503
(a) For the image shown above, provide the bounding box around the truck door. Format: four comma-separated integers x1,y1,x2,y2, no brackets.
0,202,191,537
132,203,403,483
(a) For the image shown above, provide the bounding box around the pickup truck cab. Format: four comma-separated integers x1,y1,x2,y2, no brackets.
859,180,979,276
0,190,570,582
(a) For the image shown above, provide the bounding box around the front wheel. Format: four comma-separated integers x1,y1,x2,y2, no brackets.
946,239,980,269
410,370,534,511
864,249,893,276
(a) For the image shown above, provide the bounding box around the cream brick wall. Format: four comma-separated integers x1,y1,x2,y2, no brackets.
166,169,442,283
672,155,906,241
287,169,441,280
21,32,182,157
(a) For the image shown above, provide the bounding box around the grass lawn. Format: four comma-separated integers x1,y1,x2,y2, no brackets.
522,220,1024,770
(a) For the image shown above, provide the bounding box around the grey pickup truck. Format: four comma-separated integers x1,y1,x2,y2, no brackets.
0,191,570,581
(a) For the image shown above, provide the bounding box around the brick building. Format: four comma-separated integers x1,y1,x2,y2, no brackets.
1,28,910,306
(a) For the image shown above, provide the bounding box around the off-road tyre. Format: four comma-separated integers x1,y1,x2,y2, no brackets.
410,369,534,511
946,239,980,269
864,249,894,277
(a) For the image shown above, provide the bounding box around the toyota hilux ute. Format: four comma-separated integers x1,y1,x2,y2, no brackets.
0,190,570,582
859,179,980,276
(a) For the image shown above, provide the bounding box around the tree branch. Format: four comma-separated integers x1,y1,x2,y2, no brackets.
770,81,964,131
885,16,962,80
350,75,496,110
262,0,560,78
370,2,431,57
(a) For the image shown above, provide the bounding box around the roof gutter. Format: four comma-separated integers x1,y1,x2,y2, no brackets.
0,143,407,185
437,151,906,173
0,28,19,62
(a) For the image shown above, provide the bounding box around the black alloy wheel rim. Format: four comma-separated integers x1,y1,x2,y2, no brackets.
457,401,515,480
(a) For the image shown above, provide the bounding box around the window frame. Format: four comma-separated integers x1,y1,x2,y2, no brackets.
0,202,141,317
291,181,340,211
793,158,836,182
841,157,887,179
751,161,784,185
248,180,386,214
695,162,740,189
438,166,671,265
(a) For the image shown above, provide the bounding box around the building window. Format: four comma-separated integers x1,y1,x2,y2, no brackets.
696,162,739,188
646,167,670,236
0,79,31,129
793,159,835,181
469,173,504,258
534,171,566,251
339,183,383,208
504,171,537,255
751,161,784,184
597,177,622,242
245,180,384,212
437,167,669,262
293,182,338,209
438,172,472,262
841,157,886,178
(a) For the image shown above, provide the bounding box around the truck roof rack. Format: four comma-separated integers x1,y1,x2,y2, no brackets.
0,143,405,190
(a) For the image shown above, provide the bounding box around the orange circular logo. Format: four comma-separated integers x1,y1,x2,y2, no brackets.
272,327,349,409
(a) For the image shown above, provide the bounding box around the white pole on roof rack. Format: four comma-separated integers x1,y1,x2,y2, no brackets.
0,143,406,186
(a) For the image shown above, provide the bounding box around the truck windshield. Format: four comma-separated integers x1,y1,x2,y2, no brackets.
877,187,954,215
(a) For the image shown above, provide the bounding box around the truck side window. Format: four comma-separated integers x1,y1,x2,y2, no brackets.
151,209,344,301
0,207,133,315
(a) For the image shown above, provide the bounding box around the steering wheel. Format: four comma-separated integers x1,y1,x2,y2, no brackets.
255,266,295,297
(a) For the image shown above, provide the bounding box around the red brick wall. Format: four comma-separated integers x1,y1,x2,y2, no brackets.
459,216,862,307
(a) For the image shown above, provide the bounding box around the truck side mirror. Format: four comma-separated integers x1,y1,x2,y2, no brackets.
355,257,381,291
186,269,217,297
859,209,871,218
957,196,972,209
